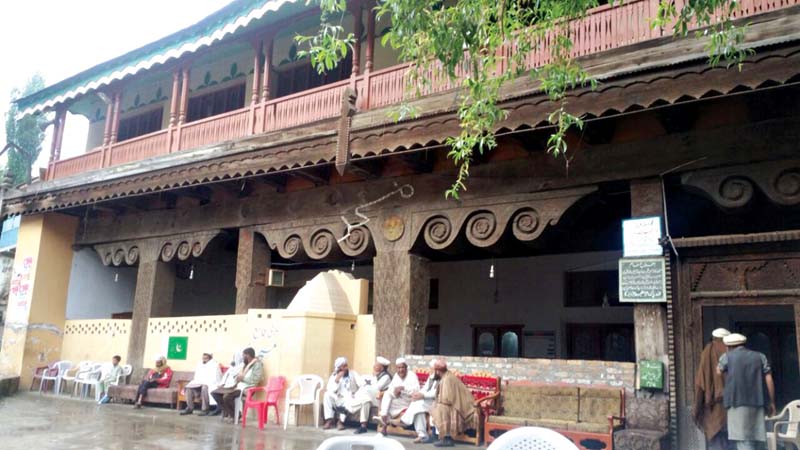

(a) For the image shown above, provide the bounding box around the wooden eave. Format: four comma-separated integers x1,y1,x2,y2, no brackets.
6,7,800,217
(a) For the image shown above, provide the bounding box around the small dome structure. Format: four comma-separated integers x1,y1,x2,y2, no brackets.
286,270,358,315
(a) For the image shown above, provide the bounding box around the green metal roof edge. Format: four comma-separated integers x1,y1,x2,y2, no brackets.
15,0,308,116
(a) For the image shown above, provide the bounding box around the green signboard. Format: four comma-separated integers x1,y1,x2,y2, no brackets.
639,360,664,390
618,257,666,303
167,336,188,360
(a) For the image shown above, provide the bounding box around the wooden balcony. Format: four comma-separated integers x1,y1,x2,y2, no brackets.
46,0,798,181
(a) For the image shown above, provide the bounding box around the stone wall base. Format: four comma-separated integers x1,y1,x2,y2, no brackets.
0,376,20,397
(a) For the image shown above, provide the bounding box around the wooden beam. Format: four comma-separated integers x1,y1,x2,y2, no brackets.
399,152,433,173
290,168,329,186
260,174,287,193
173,186,212,203
92,203,126,215
350,159,383,179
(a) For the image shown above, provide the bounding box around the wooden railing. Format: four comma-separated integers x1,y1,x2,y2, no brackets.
108,129,170,167
178,108,250,151
46,0,798,181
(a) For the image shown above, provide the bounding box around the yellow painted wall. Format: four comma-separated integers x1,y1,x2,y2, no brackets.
143,314,250,372
60,320,131,364
0,214,77,387
352,314,376,375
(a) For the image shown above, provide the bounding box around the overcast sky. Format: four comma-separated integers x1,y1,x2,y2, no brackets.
0,0,232,174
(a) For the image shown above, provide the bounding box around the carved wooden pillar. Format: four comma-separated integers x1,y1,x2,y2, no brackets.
169,70,181,127
109,92,122,145
251,40,262,107
365,4,375,74
630,178,669,383
351,3,363,77
102,95,114,147
128,251,175,374
373,250,430,362
261,35,274,102
178,67,190,125
235,228,270,313
49,107,67,163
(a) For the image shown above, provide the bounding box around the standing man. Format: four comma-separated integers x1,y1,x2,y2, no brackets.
431,359,475,448
211,348,264,423
718,333,776,450
694,328,731,450
323,357,361,430
349,357,393,434
180,352,222,416
376,357,420,435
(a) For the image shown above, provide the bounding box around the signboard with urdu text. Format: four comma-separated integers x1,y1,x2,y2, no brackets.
622,216,663,257
618,257,666,303
167,336,188,360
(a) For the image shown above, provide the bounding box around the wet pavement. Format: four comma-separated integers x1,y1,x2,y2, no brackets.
0,392,442,450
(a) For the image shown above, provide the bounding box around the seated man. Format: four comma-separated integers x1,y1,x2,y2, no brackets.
209,352,244,416
323,357,361,430
376,357,419,435
398,359,439,442
97,355,123,404
349,356,393,434
431,359,475,448
211,348,264,423
180,352,222,416
134,356,173,409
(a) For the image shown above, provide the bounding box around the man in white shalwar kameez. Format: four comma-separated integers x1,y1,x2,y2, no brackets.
323,357,362,430
350,357,393,434
376,358,420,435
400,359,439,442
180,352,222,415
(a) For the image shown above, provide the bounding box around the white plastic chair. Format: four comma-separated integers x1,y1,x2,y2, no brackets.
39,361,73,395
768,400,800,450
284,374,324,429
486,427,579,450
61,360,93,396
74,363,105,399
315,436,406,450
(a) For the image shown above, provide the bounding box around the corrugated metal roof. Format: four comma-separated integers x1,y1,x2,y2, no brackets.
14,0,308,117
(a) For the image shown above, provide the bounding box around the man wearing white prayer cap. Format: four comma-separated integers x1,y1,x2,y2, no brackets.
693,328,731,450
376,357,420,436
718,333,776,450
323,357,361,430
347,356,393,434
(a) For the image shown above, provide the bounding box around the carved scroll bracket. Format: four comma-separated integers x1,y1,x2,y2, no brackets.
257,221,375,261
407,186,597,251
94,229,222,266
681,159,800,209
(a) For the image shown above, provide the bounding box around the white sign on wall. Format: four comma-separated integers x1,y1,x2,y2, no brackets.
618,257,667,303
622,216,663,257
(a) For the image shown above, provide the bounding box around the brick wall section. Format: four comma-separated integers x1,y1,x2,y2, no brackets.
404,355,637,392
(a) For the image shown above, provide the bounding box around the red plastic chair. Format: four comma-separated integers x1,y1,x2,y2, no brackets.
242,376,286,430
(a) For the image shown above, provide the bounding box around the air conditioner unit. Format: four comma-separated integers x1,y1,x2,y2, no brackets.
268,268,286,287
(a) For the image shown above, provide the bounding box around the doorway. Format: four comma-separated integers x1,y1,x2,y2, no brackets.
702,305,800,409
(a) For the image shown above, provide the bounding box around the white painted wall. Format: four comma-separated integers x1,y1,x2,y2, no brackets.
65,249,136,319
428,251,631,358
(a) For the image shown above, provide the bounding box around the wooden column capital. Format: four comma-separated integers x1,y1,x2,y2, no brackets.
178,67,191,125
365,5,376,73
351,2,364,77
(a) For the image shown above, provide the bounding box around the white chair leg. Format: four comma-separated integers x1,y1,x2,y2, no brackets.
283,402,290,430
314,401,320,428
39,377,45,394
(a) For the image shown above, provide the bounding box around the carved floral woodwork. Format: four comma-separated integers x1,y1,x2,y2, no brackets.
682,160,800,209
689,257,800,294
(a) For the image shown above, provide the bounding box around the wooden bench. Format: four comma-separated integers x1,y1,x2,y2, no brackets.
385,370,501,446
484,382,624,450
175,365,229,410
